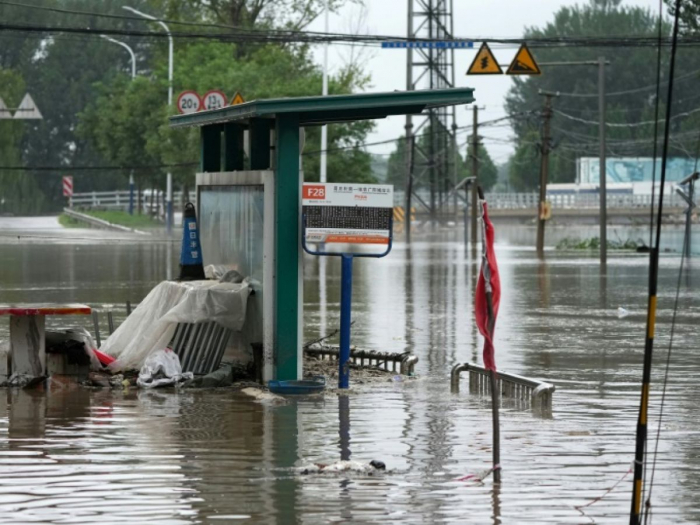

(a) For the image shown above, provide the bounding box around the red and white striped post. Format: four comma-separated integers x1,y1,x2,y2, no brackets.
62,176,73,208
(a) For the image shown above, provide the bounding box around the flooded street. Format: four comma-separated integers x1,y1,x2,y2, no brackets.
0,218,699,523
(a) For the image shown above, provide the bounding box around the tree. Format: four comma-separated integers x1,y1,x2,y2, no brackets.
465,135,498,192
505,0,700,189
171,0,358,30
385,129,498,194
0,68,46,215
79,41,375,189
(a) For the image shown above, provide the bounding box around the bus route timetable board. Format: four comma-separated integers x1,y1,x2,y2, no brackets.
302,183,393,250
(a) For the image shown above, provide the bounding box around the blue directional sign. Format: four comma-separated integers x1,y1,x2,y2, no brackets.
381,41,474,49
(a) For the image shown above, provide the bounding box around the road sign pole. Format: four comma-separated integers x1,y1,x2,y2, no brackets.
166,172,173,235
339,254,354,389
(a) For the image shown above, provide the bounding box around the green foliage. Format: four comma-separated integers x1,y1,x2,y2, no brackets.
0,68,46,215
465,136,498,192
556,236,642,250
77,210,162,228
0,0,369,215
385,128,499,194
508,131,540,191
506,1,700,190
80,41,375,187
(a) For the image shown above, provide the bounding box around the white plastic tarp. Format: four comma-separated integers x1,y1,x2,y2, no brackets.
101,280,251,370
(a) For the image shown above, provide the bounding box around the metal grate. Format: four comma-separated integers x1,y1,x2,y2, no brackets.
305,344,419,375
451,362,555,412
170,322,232,375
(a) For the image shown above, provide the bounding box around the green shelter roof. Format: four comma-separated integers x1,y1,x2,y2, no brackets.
170,87,475,128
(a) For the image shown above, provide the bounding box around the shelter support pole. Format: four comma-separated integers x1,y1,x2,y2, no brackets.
201,125,222,172
250,118,271,170
224,123,245,171
339,254,353,389
275,113,301,381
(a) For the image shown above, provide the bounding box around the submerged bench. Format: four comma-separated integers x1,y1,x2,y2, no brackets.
451,362,555,412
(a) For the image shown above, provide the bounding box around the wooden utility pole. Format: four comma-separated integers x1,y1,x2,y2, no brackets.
598,56,607,266
536,93,555,255
471,105,479,247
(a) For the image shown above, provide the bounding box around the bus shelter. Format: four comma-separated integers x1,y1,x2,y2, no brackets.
170,88,475,381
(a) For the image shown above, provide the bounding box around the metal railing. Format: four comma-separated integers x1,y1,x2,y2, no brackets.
486,192,686,210
69,190,193,211
305,343,419,375
451,362,555,412
392,190,686,212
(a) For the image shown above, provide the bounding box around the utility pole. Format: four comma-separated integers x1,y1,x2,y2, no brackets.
404,0,414,243
471,105,479,247
320,0,329,184
598,56,607,266
536,92,556,256
534,60,609,261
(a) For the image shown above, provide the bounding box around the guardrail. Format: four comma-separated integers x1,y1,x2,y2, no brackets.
305,343,419,375
69,190,193,211
451,362,555,412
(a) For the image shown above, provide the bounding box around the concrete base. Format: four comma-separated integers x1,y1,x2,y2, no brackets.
10,315,45,377
46,353,89,380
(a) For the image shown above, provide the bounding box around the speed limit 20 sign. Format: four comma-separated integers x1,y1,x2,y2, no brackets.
177,91,202,114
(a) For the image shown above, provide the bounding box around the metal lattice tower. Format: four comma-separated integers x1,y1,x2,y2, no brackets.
405,0,457,230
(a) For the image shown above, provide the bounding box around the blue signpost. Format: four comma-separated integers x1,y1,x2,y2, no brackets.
302,183,393,389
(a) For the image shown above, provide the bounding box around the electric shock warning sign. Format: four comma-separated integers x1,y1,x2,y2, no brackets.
302,183,393,249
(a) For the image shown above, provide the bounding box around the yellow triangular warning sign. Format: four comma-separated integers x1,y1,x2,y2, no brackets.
506,44,541,75
230,92,245,105
467,43,503,75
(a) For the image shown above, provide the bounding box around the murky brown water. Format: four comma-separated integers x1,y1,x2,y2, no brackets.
0,217,698,523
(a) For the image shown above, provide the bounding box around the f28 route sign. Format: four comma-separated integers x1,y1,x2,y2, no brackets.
302,183,393,253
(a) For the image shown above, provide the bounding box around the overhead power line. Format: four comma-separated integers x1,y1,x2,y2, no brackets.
554,107,700,127
0,112,536,173
555,68,700,99
3,19,700,48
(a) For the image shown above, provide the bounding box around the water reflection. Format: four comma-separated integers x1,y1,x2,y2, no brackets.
0,224,699,522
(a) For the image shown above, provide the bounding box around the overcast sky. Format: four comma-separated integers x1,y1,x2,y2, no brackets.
307,0,662,164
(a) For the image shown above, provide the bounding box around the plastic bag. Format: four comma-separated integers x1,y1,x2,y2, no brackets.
136,349,193,389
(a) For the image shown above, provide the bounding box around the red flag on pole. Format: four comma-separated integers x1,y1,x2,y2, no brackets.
474,200,501,371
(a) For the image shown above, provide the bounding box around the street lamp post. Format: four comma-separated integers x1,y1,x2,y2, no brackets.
123,6,174,234
100,35,136,79
101,34,137,214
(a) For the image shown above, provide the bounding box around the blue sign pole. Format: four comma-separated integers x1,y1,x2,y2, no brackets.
339,254,354,389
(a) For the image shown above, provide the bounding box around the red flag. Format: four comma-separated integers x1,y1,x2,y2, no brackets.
475,201,501,371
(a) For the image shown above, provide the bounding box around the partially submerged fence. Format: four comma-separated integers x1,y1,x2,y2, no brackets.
89,307,419,376
451,362,555,412
305,343,419,375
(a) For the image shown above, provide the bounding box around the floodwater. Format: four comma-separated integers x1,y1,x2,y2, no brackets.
0,216,699,523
